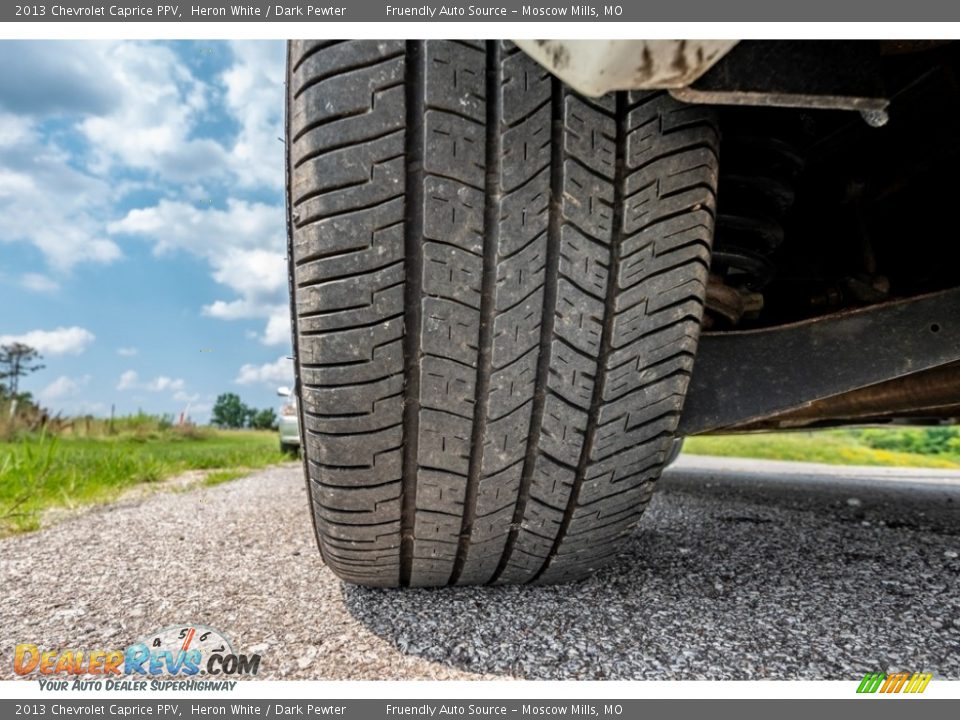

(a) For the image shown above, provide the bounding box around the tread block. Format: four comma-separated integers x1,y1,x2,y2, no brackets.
546,338,596,407
301,373,404,416
424,110,486,188
497,172,550,255
291,40,405,98
502,105,552,191
558,224,610,300
298,316,403,365
539,393,588,468
480,405,533,476
423,176,484,252
290,53,405,141
553,279,605,355
421,297,480,365
500,49,551,126
423,241,483,308
291,89,404,168
420,356,476,418
563,96,616,175
418,410,472,475
487,348,538,417
424,40,486,121
491,291,542,364
493,235,546,311
560,159,614,238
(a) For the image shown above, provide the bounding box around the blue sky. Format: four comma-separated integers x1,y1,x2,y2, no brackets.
0,40,293,422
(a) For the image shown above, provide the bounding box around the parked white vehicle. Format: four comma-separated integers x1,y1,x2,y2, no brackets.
276,386,300,455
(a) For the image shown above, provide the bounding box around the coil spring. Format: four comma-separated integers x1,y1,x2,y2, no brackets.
713,135,805,291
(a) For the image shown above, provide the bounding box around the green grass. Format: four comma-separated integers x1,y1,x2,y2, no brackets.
0,428,288,534
684,430,960,469
202,468,250,487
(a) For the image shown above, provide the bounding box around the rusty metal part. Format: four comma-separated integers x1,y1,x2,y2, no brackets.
706,274,764,325
679,286,960,435
734,361,960,430
670,41,888,112
514,40,737,97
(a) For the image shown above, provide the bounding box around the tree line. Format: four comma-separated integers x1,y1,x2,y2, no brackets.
2,342,279,431
211,392,278,430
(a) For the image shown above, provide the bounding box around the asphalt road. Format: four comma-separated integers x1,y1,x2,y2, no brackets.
2,455,959,680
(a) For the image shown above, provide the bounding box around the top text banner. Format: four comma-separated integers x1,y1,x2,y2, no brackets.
7,0,960,22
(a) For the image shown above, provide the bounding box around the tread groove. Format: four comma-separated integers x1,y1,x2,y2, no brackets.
449,41,500,587
400,42,423,588
490,76,563,584
532,90,628,583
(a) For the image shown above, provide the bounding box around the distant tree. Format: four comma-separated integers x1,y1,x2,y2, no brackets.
0,343,44,397
249,407,278,431
211,392,249,429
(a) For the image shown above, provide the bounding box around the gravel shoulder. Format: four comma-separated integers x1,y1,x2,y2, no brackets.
1,456,958,680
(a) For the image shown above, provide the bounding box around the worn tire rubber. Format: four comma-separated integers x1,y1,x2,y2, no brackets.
286,40,718,587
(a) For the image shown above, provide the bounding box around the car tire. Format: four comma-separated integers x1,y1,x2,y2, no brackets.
286,40,718,587
664,438,684,467
280,442,299,456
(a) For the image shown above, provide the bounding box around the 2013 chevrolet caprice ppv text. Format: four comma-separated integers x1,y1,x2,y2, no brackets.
284,40,960,588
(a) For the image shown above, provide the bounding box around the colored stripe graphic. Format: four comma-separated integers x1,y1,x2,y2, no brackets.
881,671,909,693
857,672,885,693
905,673,933,694
857,671,931,694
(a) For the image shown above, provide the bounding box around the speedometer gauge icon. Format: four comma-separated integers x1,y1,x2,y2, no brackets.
137,624,235,663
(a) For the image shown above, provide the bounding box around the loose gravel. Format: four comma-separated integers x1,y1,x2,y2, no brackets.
2,456,958,680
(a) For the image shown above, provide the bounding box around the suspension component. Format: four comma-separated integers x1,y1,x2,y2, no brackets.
705,274,764,327
709,130,805,323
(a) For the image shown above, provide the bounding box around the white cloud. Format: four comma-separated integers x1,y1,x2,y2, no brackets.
109,198,281,259
116,370,139,390
0,42,147,272
1,41,281,189
188,402,213,417
222,41,286,190
145,376,185,392
38,375,90,402
0,41,118,117
173,390,200,403
0,41,292,357
210,247,287,296
40,376,76,400
0,114,33,147
0,41,289,281
109,198,288,345
261,311,292,346
20,273,59,293
235,356,293,386
76,42,228,182
0,326,94,356
116,370,186,393
0,119,122,271
0,168,34,195
117,347,138,357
